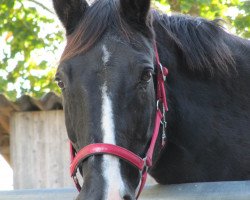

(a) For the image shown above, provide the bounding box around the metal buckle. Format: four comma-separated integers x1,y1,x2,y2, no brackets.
156,100,160,110
156,99,165,112
142,157,149,174
159,63,166,81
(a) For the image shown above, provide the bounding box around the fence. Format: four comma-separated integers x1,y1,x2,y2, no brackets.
0,181,250,200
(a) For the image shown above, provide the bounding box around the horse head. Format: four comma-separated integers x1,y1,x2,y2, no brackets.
53,0,160,199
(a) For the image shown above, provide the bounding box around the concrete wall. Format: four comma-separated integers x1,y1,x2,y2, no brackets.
10,110,73,189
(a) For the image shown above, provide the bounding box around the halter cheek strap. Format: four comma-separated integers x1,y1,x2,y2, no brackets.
69,44,168,199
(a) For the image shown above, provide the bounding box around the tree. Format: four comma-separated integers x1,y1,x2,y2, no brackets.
0,0,249,100
0,0,63,100
153,0,250,38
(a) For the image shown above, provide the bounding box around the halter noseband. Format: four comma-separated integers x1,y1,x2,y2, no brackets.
69,44,168,199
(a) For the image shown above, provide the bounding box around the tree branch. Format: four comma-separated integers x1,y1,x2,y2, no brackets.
26,0,54,14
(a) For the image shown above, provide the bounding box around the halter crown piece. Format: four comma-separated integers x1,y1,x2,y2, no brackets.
69,43,169,199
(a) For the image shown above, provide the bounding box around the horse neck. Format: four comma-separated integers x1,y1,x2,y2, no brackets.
153,14,250,149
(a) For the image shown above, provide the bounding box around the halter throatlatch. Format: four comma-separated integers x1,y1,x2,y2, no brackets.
69,44,169,199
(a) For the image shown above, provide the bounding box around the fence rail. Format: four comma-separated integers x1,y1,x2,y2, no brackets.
0,181,250,200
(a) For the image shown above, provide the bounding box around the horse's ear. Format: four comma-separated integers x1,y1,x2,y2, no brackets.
120,0,151,25
53,0,88,35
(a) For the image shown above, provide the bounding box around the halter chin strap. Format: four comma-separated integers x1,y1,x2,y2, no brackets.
69,44,168,199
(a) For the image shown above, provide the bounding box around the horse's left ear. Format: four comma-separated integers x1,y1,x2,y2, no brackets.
53,0,89,35
120,0,151,25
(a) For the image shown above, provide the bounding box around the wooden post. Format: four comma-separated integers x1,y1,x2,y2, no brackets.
10,110,73,189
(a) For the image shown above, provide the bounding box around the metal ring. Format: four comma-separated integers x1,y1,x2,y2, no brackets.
156,100,160,110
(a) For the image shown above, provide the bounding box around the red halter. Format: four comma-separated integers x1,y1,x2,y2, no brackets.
69,44,168,199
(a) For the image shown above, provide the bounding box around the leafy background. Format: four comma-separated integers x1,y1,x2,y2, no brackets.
0,0,249,100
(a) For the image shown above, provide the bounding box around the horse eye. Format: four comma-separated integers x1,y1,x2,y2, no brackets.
56,79,65,89
141,69,153,83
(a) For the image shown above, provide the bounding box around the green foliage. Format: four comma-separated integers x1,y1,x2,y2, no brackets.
153,0,250,38
0,0,249,100
0,0,63,100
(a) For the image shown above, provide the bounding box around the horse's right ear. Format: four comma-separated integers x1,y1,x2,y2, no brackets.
120,0,151,25
53,0,88,35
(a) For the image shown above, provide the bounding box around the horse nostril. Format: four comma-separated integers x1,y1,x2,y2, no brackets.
123,194,134,200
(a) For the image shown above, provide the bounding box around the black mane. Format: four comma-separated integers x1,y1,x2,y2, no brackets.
61,0,122,62
60,0,144,62
62,1,242,76
153,12,238,76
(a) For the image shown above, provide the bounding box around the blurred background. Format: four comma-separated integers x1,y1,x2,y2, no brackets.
0,0,249,191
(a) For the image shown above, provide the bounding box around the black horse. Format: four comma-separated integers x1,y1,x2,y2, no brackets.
53,0,250,199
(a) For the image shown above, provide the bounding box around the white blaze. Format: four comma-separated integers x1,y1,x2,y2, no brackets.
102,45,110,65
101,46,125,200
86,0,96,6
